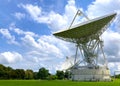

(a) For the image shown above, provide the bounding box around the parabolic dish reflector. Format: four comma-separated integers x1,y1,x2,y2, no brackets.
53,13,116,43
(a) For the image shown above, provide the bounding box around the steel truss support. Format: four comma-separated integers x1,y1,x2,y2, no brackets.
68,9,89,30
73,37,108,68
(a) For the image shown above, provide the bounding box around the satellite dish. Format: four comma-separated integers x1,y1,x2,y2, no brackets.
53,10,116,81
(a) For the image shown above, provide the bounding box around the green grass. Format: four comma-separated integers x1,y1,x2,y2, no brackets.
0,79,120,86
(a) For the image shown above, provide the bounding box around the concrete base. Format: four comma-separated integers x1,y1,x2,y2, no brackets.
71,67,111,81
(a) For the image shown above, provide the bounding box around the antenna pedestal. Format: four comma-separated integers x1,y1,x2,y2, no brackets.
71,67,111,81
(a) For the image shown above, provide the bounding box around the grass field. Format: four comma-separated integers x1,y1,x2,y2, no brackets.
0,79,120,86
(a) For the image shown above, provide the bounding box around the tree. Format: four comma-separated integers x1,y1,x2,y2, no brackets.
0,64,13,79
0,64,6,79
48,75,57,80
25,69,34,79
115,74,120,79
15,69,25,79
37,67,49,79
56,70,64,80
64,71,70,79
6,67,13,79
10,70,18,79
33,72,38,79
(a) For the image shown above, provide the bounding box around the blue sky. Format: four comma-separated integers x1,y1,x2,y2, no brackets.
0,0,120,74
0,0,93,35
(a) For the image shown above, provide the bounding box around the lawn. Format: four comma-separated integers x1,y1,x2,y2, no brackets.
0,79,120,86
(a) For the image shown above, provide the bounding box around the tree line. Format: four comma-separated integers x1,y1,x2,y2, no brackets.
0,64,70,80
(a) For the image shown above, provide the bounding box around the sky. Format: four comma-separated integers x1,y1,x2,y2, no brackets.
0,0,120,74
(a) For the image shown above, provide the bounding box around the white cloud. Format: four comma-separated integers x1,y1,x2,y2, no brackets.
87,0,120,18
21,4,43,22
64,0,77,19
0,29,12,39
20,0,79,32
21,34,65,59
0,51,23,64
14,12,25,20
0,28,18,45
108,63,120,75
118,65,120,70
102,30,120,62
9,23,39,37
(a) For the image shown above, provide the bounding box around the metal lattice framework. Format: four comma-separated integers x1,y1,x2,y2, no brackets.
53,11,116,69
